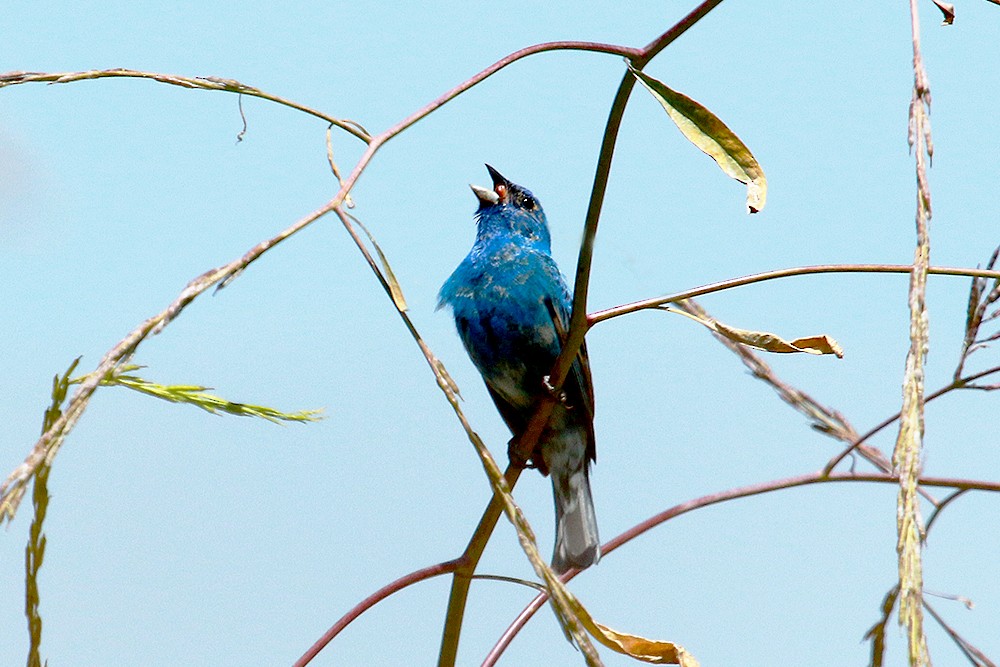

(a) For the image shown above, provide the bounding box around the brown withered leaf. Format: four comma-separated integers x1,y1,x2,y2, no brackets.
713,322,845,358
569,595,698,666
665,306,843,358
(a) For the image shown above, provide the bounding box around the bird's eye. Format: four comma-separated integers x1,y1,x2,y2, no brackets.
520,194,536,210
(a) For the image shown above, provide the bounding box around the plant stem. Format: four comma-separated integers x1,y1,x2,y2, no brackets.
294,559,461,667
588,264,1000,326
438,466,522,667
823,365,1000,475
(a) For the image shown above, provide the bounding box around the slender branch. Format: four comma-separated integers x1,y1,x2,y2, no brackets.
588,264,1000,326
377,41,640,141
923,600,997,667
639,0,726,60
482,470,1000,666
513,2,731,464
555,0,728,408
330,40,647,222
293,559,461,667
439,465,522,667
0,69,371,143
955,246,1000,381
823,365,1000,475
924,489,969,537
669,299,950,503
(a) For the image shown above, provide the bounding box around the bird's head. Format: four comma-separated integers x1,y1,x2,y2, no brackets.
470,165,551,250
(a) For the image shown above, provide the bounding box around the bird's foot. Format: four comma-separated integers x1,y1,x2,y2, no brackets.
541,375,569,405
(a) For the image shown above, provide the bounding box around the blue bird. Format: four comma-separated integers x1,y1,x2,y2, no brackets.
439,165,600,572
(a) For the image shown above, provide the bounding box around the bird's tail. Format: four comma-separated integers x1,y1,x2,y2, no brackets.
550,456,600,573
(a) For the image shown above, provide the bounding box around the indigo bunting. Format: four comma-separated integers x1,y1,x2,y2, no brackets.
439,165,600,572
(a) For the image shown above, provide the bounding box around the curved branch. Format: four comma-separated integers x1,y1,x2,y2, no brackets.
823,364,1000,475
588,264,1000,326
377,41,640,142
331,40,650,235
482,470,1000,666
924,489,970,537
556,0,728,407
294,559,461,667
0,69,372,142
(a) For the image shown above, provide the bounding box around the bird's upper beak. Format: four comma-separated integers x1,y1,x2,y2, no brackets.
470,164,512,208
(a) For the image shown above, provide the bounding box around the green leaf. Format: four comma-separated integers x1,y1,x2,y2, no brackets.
629,63,767,213
87,365,323,424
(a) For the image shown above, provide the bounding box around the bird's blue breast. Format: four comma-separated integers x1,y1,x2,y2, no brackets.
439,238,570,410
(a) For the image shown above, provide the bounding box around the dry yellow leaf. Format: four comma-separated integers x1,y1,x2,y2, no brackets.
713,323,845,358
664,306,844,358
566,594,698,665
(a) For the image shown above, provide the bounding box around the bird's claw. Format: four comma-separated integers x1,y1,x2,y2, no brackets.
542,375,569,405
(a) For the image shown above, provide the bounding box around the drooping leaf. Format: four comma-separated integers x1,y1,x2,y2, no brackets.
665,307,844,358
712,322,843,357
568,594,698,665
351,216,408,312
629,63,767,213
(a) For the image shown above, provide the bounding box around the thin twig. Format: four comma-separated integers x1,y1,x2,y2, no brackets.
0,69,371,142
823,365,1000,475
955,246,1000,380
924,488,969,537
293,559,462,667
588,264,1000,326
923,600,997,667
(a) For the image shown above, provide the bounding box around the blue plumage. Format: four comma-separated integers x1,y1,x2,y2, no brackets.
439,165,600,572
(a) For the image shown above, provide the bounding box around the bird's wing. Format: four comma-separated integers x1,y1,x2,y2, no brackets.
543,294,597,464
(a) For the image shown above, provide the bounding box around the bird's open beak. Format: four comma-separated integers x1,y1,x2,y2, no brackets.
471,163,513,207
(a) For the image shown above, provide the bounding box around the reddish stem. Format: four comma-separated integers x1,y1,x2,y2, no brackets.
294,559,461,667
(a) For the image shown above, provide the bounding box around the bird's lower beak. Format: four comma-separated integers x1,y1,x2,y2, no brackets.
470,183,500,207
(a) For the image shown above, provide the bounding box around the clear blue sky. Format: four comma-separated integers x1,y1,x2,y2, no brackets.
2,2,999,665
